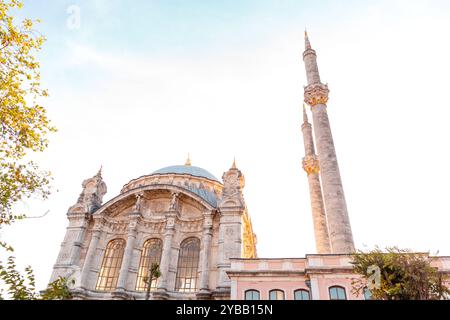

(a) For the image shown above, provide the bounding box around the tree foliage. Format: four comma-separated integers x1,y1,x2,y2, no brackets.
145,262,161,300
0,0,55,226
351,247,449,300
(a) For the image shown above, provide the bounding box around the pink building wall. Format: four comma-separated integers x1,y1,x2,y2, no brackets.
228,255,450,300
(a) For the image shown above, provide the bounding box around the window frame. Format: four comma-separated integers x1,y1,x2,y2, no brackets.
363,287,372,300
244,289,260,300
95,238,126,292
135,238,163,292
294,289,311,300
269,289,285,300
175,237,201,293
328,286,347,300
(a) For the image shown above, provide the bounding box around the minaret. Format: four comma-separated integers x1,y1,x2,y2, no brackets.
301,105,331,254
302,32,355,253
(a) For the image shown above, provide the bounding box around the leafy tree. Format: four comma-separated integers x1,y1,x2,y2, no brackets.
351,247,449,300
1,0,56,226
145,262,161,300
0,0,61,300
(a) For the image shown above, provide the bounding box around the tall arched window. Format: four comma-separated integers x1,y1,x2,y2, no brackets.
269,289,285,300
96,239,126,291
329,286,347,300
175,238,200,292
245,290,260,300
294,289,310,300
135,239,163,291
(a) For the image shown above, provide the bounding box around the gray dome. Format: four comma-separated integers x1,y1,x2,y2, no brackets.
151,165,219,182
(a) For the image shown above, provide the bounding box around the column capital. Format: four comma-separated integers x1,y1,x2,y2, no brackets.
304,83,329,107
303,155,320,175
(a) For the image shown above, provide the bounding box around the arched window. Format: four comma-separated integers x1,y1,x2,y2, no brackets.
175,238,200,292
135,239,163,291
245,290,260,300
363,287,372,300
96,239,126,291
294,289,310,300
269,289,285,300
329,286,347,300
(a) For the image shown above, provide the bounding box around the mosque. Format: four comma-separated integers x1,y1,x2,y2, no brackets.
50,33,450,300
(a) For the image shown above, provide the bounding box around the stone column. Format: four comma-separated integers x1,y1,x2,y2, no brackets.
198,212,214,294
309,103,354,253
303,32,355,254
50,212,89,283
302,106,331,254
79,219,102,290
156,213,176,293
116,213,139,292
216,164,246,293
216,209,242,290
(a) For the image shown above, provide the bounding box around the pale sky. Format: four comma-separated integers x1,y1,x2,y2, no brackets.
2,0,450,291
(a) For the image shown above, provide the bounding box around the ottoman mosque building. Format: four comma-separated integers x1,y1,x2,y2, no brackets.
50,33,450,300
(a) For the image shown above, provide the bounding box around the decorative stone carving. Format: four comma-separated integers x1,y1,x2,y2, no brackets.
169,192,179,211
302,155,320,175
135,193,143,212
304,83,329,107
242,211,257,259
220,166,245,208
69,168,107,214
149,200,167,214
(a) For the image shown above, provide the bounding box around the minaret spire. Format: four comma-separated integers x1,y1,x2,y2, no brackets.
305,30,312,50
301,104,331,254
302,32,355,254
303,104,309,123
231,157,237,169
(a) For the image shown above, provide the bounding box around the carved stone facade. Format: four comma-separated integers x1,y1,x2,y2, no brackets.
51,162,257,300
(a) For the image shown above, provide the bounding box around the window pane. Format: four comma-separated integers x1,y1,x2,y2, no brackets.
269,290,284,300
96,239,126,291
294,290,310,300
175,238,200,293
245,290,260,300
136,239,163,291
364,287,372,300
329,286,347,300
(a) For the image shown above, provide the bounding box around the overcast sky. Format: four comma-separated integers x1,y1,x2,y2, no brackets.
2,0,450,291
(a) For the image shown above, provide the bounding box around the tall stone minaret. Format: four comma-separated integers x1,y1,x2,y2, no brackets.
301,105,331,254
302,32,355,253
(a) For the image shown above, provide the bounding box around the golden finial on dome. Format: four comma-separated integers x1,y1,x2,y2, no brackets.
232,157,237,169
185,153,192,166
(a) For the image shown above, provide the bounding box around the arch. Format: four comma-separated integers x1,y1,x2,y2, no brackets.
269,289,285,300
329,286,347,300
95,239,126,291
94,184,216,217
175,237,200,293
294,289,310,300
244,289,260,300
135,238,163,291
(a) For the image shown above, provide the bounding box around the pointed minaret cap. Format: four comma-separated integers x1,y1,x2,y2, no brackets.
185,153,192,166
95,165,103,179
305,29,312,50
231,157,237,169
303,104,309,123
